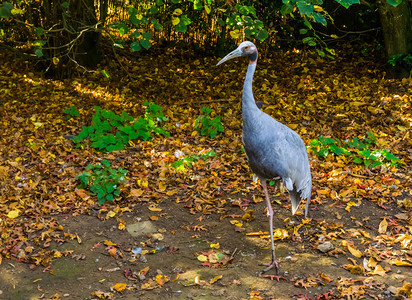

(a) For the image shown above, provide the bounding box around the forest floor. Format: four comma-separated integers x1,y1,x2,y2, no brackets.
0,43,411,300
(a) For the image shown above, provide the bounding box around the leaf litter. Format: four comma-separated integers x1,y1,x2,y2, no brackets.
0,44,411,299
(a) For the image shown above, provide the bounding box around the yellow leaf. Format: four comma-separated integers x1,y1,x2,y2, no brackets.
204,5,211,14
158,181,167,192
112,283,127,292
210,243,220,249
139,266,150,275
171,273,179,282
104,240,116,246
52,57,59,65
343,263,364,274
173,8,183,15
367,257,378,269
246,231,268,236
33,122,43,129
108,248,117,257
345,201,356,212
358,229,371,239
209,275,223,284
155,274,169,285
166,189,177,196
347,244,363,258
137,179,148,188
130,188,144,197
273,228,289,240
151,233,164,240
369,264,387,276
314,5,323,11
197,254,208,262
107,211,116,218
118,222,126,230
7,210,20,219
172,16,180,25
378,218,388,234
148,204,162,212
141,279,157,290
230,29,242,39
389,260,412,267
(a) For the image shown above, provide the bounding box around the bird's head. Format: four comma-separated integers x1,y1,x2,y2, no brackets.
216,41,258,66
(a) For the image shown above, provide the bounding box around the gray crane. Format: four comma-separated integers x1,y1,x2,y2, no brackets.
217,41,312,273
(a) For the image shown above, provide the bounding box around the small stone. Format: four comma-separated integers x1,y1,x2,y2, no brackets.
317,241,334,253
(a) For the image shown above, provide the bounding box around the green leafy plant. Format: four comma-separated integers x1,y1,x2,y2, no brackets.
194,107,224,139
310,132,400,168
388,53,412,76
388,53,412,67
72,103,169,152
309,136,350,158
77,160,128,204
171,150,216,171
64,105,80,119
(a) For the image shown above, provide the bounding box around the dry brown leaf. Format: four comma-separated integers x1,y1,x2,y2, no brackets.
378,218,388,234
347,244,363,258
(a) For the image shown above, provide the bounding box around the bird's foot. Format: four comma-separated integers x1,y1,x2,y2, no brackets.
259,258,279,274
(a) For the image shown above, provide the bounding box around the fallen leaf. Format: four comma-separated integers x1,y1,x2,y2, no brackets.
347,244,363,258
368,264,387,276
209,275,223,284
104,240,116,246
197,254,208,262
210,243,220,249
148,204,162,212
389,260,412,267
108,248,117,257
155,274,169,285
139,266,149,276
378,218,388,234
111,283,127,292
158,181,167,192
7,210,20,219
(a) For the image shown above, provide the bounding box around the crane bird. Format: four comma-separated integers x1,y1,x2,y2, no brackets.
217,41,312,273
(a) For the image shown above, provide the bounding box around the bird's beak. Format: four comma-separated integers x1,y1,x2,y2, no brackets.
216,48,242,66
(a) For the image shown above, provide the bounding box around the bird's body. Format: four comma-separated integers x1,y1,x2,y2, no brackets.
217,41,311,273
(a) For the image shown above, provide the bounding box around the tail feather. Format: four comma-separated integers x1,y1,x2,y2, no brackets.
289,188,309,218
289,188,301,216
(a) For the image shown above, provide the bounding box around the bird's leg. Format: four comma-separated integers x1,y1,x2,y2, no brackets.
259,179,279,274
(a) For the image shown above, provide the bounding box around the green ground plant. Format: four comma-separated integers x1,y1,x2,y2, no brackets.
64,105,80,119
310,132,400,168
72,102,169,152
77,160,128,204
171,150,216,171
194,107,224,139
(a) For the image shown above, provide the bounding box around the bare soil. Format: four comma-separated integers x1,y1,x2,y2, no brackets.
1,190,410,299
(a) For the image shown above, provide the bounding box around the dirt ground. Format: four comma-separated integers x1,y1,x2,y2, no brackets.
1,188,411,299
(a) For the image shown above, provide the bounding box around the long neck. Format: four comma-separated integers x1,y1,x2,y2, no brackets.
242,62,258,113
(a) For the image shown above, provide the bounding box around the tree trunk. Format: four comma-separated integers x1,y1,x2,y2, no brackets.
70,0,101,68
378,0,412,77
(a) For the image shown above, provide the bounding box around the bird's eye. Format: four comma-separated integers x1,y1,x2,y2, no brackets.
244,46,249,50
